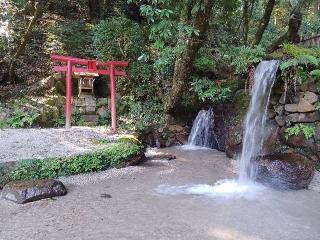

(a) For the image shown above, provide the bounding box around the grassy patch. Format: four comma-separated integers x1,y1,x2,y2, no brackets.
0,141,144,188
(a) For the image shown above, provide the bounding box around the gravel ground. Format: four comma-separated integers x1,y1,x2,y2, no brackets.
0,147,320,240
0,127,119,163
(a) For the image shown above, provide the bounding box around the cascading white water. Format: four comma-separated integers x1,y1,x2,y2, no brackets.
187,108,217,149
157,60,279,198
238,60,279,182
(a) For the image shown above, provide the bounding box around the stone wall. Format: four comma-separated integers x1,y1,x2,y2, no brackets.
220,82,320,165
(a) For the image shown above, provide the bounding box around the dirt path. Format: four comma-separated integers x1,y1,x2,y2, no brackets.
0,127,117,163
0,147,319,240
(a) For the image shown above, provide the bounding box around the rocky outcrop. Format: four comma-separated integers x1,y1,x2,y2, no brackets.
257,153,315,190
1,179,67,204
141,124,189,148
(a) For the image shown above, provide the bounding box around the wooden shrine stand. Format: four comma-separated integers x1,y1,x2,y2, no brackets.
51,54,128,131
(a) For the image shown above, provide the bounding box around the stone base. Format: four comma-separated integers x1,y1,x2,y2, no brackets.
1,179,67,204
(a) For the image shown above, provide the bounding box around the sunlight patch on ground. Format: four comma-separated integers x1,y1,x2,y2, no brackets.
208,227,260,240
156,179,265,200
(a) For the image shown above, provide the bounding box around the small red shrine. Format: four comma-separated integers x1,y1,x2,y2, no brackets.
51,54,128,130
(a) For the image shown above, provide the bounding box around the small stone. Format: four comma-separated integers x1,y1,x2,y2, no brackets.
297,99,315,113
285,104,298,113
0,179,67,204
275,116,286,126
267,109,276,119
81,115,98,122
100,193,112,198
303,91,318,104
168,124,185,133
279,93,286,104
274,105,284,115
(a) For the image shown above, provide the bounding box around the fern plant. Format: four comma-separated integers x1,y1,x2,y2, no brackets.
285,124,316,140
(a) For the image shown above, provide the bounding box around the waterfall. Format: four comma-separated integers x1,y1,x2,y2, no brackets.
188,108,217,149
238,60,279,182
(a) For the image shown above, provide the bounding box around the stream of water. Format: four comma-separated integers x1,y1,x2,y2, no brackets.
157,60,279,198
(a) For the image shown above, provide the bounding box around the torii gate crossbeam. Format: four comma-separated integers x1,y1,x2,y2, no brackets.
51,54,128,131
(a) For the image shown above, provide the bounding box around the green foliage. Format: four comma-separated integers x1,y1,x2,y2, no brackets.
98,109,111,125
119,97,165,132
285,124,316,140
153,45,185,75
194,47,216,72
52,109,83,127
94,17,146,61
48,20,94,57
191,77,231,103
6,141,144,184
230,46,265,74
283,44,320,58
310,70,320,77
0,98,40,128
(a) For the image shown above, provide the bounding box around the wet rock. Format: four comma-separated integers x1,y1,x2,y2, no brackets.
297,99,315,113
275,116,286,127
274,105,284,115
257,153,315,190
303,91,318,104
176,134,188,145
225,124,243,158
314,123,320,141
285,104,298,113
261,120,280,155
287,112,320,123
267,109,276,119
168,124,185,133
0,179,67,204
279,93,287,104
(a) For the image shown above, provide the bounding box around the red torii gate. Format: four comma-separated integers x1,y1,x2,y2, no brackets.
51,54,128,130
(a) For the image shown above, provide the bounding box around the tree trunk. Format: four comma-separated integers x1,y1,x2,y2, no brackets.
252,0,276,46
242,0,250,45
267,0,311,53
165,0,215,113
8,1,46,83
88,0,102,22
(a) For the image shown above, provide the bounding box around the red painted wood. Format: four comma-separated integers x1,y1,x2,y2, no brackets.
66,61,72,129
51,54,128,67
51,54,128,129
110,64,117,131
52,66,127,76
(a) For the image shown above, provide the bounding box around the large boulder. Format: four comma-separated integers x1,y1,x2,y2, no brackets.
257,153,315,190
284,99,315,113
287,112,320,123
303,91,318,104
0,179,67,204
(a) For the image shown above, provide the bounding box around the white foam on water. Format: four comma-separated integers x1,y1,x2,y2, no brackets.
179,145,212,151
156,179,265,200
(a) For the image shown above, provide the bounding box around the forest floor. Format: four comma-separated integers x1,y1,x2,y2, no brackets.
0,147,320,240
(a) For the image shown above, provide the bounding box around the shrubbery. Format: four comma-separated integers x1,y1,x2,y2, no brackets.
0,141,144,187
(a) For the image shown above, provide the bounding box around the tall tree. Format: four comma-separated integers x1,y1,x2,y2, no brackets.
8,0,47,83
165,0,215,113
267,0,312,53
252,0,276,46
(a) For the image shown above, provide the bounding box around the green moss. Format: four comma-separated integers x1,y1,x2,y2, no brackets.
0,141,144,187
268,51,284,59
283,44,320,58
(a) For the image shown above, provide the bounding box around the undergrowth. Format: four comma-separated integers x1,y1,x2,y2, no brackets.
0,141,144,187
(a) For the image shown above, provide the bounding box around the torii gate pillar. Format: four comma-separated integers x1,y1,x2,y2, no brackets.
51,55,128,131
